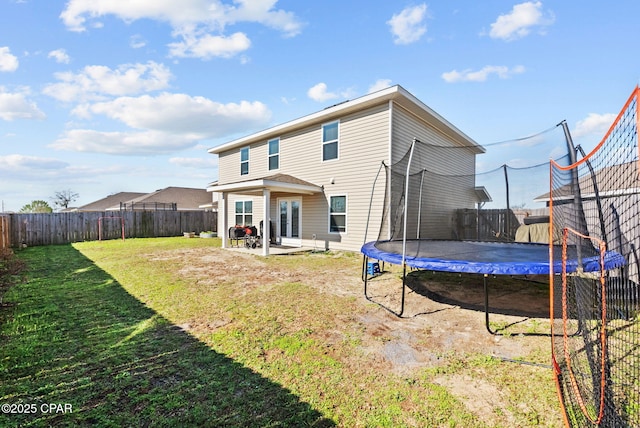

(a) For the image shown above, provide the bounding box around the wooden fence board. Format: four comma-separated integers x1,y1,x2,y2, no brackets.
455,208,522,241
4,211,217,248
0,216,9,249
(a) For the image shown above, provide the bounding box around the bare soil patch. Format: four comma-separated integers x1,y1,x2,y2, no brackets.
159,246,556,424
168,248,552,369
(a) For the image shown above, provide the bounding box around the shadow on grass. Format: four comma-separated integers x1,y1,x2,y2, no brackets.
0,245,334,427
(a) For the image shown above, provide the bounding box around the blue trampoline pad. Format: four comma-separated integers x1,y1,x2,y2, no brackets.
361,240,626,275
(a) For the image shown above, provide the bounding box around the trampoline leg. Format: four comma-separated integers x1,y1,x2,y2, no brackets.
363,255,405,318
398,264,406,317
484,274,497,335
363,256,370,297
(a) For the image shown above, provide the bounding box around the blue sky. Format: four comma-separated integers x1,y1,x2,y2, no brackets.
1,1,639,212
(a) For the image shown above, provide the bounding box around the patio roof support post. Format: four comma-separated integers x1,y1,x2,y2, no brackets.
220,192,228,249
262,188,270,256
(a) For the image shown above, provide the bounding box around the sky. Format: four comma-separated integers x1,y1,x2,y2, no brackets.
1,0,639,212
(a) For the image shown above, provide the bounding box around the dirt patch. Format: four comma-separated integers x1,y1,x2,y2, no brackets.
432,374,519,426
163,247,551,358
159,246,554,421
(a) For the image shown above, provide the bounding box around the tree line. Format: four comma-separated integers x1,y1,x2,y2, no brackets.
19,189,79,213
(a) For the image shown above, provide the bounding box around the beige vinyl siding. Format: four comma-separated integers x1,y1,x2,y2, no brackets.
389,104,476,240
215,96,478,251
218,140,271,184
217,103,390,251
280,104,390,250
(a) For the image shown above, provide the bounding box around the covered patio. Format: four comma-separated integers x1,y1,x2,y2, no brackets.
207,174,324,256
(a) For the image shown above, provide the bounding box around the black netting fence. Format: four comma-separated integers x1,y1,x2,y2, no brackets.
550,86,639,427
372,128,569,246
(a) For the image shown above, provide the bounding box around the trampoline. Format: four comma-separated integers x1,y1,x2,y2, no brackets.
361,239,626,333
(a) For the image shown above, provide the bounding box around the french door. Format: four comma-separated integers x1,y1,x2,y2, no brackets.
278,198,302,247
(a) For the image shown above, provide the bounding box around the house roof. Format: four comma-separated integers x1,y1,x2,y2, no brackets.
208,85,484,155
111,187,215,211
74,187,216,211
73,192,146,211
535,161,640,202
207,173,323,196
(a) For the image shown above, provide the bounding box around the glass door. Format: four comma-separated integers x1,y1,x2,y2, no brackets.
278,198,302,247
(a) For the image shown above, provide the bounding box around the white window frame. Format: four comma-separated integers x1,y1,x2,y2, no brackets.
328,195,347,234
234,200,253,226
240,146,249,176
322,121,339,162
268,138,279,171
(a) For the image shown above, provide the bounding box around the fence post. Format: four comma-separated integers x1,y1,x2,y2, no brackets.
0,216,10,249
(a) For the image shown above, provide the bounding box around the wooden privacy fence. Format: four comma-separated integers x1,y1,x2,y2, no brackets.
455,208,549,241
456,208,522,241
2,211,217,248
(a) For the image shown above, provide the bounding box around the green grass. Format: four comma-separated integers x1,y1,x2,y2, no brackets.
0,237,561,427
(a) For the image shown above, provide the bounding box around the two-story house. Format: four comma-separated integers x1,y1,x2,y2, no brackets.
207,85,484,255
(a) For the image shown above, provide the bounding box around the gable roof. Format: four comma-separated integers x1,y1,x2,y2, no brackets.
207,173,323,196
73,192,146,211
113,187,214,211
208,85,484,155
74,187,215,212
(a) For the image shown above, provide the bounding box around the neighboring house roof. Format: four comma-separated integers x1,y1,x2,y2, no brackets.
111,187,215,211
73,192,146,211
208,85,485,155
536,161,640,202
208,174,323,195
74,188,216,212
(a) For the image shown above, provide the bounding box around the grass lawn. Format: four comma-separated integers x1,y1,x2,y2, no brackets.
0,237,561,427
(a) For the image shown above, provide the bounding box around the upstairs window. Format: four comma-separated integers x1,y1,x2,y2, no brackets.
240,147,249,175
322,121,339,161
329,195,346,233
268,138,279,170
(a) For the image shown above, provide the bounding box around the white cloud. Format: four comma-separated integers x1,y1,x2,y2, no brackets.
307,83,337,102
76,93,271,139
60,0,303,59
0,86,46,121
43,61,173,102
169,157,218,169
168,32,251,59
489,1,555,41
441,65,525,83
130,35,147,49
0,47,19,72
572,113,617,138
54,93,271,155
368,79,393,93
307,83,355,103
48,48,71,64
224,0,303,37
50,129,199,156
387,4,428,45
0,154,69,171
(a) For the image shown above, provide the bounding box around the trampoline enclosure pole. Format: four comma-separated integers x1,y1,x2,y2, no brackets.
503,165,510,239
363,161,385,246
401,138,417,267
396,138,417,318
417,169,426,239
560,120,588,268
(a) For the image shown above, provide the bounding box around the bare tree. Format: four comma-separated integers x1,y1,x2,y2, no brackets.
51,189,79,211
